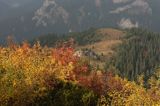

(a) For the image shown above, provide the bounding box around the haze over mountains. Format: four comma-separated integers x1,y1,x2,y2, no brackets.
0,0,160,42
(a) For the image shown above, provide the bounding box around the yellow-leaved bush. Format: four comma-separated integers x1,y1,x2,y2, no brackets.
0,42,78,105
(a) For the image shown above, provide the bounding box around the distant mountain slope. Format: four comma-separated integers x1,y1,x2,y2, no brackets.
33,28,124,46
76,28,125,69
31,28,125,69
78,28,125,58
32,27,160,82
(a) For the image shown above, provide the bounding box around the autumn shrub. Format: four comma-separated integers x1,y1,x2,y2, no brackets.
77,70,160,105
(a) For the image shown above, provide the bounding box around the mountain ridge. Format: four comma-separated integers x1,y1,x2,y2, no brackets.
0,0,160,41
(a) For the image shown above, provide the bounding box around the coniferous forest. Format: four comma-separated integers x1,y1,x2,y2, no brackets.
114,29,160,82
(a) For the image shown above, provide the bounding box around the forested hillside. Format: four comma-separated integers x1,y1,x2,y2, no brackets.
33,28,160,83
32,28,102,46
32,28,125,69
113,28,160,82
0,28,159,105
0,41,159,105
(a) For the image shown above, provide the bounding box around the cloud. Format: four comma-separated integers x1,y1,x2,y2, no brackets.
118,18,139,29
32,0,69,27
110,0,152,15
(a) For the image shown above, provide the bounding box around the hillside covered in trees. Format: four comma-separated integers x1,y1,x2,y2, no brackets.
32,28,160,82
0,41,159,105
0,28,160,105
113,28,160,82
